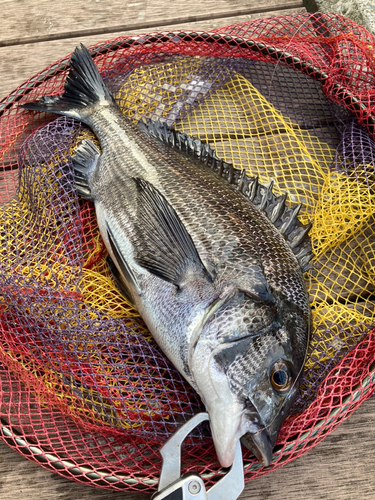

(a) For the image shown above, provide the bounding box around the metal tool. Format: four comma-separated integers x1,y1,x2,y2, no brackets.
152,412,245,500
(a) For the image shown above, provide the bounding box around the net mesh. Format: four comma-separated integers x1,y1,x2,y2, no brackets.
0,11,375,493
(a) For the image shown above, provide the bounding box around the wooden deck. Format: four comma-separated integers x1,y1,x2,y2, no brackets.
1,1,374,499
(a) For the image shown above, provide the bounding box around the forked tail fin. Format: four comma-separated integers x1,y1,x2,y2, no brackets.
21,44,114,120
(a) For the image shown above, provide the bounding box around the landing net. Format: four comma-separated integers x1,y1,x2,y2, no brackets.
0,12,374,492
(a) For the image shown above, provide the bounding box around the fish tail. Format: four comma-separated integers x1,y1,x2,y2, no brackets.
21,44,114,120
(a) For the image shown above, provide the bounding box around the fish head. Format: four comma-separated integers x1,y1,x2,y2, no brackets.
191,290,309,468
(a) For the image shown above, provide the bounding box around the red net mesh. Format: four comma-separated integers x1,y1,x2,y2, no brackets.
0,12,375,493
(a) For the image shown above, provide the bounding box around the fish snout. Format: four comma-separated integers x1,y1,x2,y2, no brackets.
207,399,276,468
209,406,275,468
240,427,274,467
239,398,280,467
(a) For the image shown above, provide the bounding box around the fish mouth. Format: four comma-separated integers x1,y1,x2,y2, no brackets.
207,399,275,467
240,428,274,467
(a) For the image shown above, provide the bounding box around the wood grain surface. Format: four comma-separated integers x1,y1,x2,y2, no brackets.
1,1,375,500
0,0,303,46
0,7,306,99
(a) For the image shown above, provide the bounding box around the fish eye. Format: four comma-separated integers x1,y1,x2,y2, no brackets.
270,361,292,392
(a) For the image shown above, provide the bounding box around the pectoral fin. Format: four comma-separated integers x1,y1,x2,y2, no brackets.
71,138,100,200
133,177,212,288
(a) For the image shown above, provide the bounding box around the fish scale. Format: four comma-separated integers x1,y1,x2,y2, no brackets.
91,111,282,292
22,44,311,469
95,114,306,303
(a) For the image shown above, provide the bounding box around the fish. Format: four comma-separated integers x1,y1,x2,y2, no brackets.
22,44,311,468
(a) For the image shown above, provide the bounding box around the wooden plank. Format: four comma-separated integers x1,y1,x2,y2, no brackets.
246,396,375,500
0,396,374,499
0,7,306,100
0,0,303,46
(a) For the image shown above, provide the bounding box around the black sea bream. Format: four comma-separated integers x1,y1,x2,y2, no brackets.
23,45,311,467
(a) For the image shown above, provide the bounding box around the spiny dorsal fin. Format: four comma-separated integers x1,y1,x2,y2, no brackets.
134,177,213,287
138,119,313,272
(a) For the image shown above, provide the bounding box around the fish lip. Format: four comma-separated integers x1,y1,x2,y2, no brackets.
241,427,274,467
208,406,274,468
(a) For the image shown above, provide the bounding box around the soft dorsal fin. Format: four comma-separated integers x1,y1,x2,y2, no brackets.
133,177,213,287
138,119,313,272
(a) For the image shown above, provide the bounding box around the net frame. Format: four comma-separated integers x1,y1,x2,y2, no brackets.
0,11,375,493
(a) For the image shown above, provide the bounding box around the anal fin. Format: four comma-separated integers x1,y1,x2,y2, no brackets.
107,223,141,301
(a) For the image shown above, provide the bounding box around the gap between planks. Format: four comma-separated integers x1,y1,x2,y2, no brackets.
0,0,303,47
0,7,306,100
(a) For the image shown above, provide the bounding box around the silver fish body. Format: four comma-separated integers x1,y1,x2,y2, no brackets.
23,45,311,467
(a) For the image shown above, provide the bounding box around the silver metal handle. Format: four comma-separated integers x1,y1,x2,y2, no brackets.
158,412,209,492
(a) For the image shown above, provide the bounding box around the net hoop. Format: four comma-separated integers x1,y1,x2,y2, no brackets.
1,13,375,492
1,356,375,488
